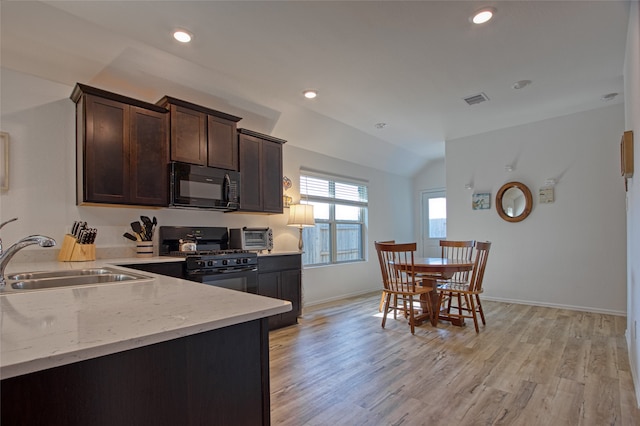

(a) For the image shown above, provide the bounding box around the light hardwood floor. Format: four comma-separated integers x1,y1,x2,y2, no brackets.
269,292,640,426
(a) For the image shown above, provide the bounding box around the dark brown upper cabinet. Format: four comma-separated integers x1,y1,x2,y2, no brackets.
238,129,286,213
71,84,169,207
157,96,241,170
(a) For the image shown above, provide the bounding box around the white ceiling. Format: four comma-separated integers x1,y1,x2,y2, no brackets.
0,1,630,177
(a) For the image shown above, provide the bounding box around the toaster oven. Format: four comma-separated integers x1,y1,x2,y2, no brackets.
229,227,273,252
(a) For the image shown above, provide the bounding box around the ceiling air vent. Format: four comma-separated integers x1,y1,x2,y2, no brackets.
463,92,489,106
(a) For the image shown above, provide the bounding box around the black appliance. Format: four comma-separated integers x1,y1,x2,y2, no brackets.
159,226,258,293
169,161,240,211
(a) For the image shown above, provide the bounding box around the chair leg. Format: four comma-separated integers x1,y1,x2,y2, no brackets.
393,294,398,319
476,294,486,325
408,295,415,334
381,293,392,329
446,291,453,313
467,294,480,333
378,291,387,312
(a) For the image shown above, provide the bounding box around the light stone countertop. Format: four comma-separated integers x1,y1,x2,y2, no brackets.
0,257,291,380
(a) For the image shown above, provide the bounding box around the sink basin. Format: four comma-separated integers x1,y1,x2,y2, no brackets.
4,267,152,292
7,268,124,280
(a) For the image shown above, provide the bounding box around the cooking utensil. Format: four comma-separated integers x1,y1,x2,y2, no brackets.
123,232,138,242
151,216,157,240
141,216,153,240
131,221,145,240
141,216,152,228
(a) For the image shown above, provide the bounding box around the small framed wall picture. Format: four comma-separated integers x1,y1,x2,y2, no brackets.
472,193,491,210
539,186,554,204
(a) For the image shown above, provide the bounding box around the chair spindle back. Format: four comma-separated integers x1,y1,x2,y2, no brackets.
440,240,475,283
468,241,491,292
375,242,420,294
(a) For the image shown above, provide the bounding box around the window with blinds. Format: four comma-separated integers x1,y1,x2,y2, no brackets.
299,172,368,266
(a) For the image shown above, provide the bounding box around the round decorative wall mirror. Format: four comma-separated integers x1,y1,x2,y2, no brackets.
495,181,532,222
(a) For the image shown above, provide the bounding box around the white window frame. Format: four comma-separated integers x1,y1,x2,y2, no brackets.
300,170,368,267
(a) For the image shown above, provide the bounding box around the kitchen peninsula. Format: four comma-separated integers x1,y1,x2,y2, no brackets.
0,258,291,425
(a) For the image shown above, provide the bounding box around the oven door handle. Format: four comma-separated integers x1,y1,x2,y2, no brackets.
218,266,258,274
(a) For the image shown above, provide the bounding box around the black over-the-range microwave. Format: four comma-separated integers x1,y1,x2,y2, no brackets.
169,161,240,211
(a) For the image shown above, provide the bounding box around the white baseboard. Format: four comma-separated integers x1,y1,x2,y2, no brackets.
481,295,626,317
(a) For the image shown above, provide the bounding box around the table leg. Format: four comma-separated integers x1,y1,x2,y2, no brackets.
419,279,467,327
419,277,440,326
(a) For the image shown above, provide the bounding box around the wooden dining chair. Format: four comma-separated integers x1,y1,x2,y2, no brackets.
375,240,395,312
435,240,475,311
439,240,475,283
437,241,491,333
375,242,433,334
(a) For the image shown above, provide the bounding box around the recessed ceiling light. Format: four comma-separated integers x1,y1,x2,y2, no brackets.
374,122,387,129
601,93,618,102
303,90,318,99
173,30,192,43
471,7,496,24
512,80,532,90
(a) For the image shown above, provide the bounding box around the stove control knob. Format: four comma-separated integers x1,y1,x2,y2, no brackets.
242,258,248,264
236,259,242,264
222,259,228,266
197,261,206,268
207,260,214,267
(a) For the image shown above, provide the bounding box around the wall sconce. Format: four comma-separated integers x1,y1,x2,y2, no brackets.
287,204,315,251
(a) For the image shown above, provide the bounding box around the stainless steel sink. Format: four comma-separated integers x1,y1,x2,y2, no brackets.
3,267,152,292
7,268,124,280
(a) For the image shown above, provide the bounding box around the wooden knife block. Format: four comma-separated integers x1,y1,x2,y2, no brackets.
58,234,96,262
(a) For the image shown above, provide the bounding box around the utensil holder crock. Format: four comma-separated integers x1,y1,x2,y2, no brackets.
136,241,154,258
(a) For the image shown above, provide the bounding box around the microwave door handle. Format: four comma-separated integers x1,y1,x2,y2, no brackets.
223,173,231,203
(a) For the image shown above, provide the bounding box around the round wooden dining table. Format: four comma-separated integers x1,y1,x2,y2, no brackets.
395,258,474,326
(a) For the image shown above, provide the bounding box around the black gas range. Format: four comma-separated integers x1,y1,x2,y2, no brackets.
159,226,258,293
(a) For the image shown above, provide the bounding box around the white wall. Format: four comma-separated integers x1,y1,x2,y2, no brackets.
446,103,626,315
623,0,640,407
0,69,414,306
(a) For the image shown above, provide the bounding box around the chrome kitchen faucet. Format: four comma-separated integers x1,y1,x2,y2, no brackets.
0,218,56,289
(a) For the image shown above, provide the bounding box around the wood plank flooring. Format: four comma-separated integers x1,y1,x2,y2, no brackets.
269,292,640,426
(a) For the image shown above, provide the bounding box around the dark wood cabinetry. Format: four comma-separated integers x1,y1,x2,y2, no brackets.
167,103,207,165
157,96,241,170
1,319,271,426
238,129,286,213
71,84,169,207
71,84,287,211
258,254,302,330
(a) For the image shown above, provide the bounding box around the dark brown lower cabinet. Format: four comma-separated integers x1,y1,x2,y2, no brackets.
258,254,302,330
1,319,271,426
